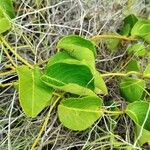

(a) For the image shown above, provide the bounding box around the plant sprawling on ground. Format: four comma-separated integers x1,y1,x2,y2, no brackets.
1,0,150,150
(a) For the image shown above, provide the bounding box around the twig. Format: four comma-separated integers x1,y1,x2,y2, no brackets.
0,83,14,87
31,96,60,150
91,34,136,43
0,70,16,76
0,35,33,69
1,44,17,67
101,71,142,77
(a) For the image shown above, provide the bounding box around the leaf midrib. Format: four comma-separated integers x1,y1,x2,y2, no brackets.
120,80,143,88
32,72,35,116
59,104,102,113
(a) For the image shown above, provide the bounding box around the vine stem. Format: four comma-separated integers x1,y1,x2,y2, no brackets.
102,109,124,115
90,34,136,42
0,83,14,87
0,71,145,87
31,96,60,150
101,71,142,77
0,70,16,76
1,44,17,67
0,35,33,69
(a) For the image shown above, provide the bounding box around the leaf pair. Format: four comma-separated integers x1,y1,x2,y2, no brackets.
119,14,138,36
42,35,108,96
0,0,15,34
120,58,150,145
42,56,96,96
17,65,104,130
16,35,106,131
41,35,107,130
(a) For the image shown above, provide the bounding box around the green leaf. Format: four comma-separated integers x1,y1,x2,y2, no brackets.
144,64,150,78
94,71,108,94
46,51,75,70
143,34,150,43
119,14,138,36
54,36,107,94
57,35,97,57
131,20,150,43
131,20,150,35
0,17,11,34
57,35,96,71
0,0,15,18
127,44,146,57
0,0,15,34
126,59,140,72
42,59,96,96
126,101,150,145
120,24,130,36
58,96,103,131
0,7,12,34
132,20,150,35
120,77,145,102
46,51,108,95
17,66,53,118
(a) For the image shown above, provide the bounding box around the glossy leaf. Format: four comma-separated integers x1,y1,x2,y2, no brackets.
57,35,96,71
46,51,74,67
57,35,107,94
120,14,138,36
57,35,97,57
17,66,53,118
120,78,145,102
127,44,146,57
42,59,96,96
0,0,15,18
131,20,150,43
46,51,108,95
131,20,150,35
58,96,103,131
126,101,150,145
